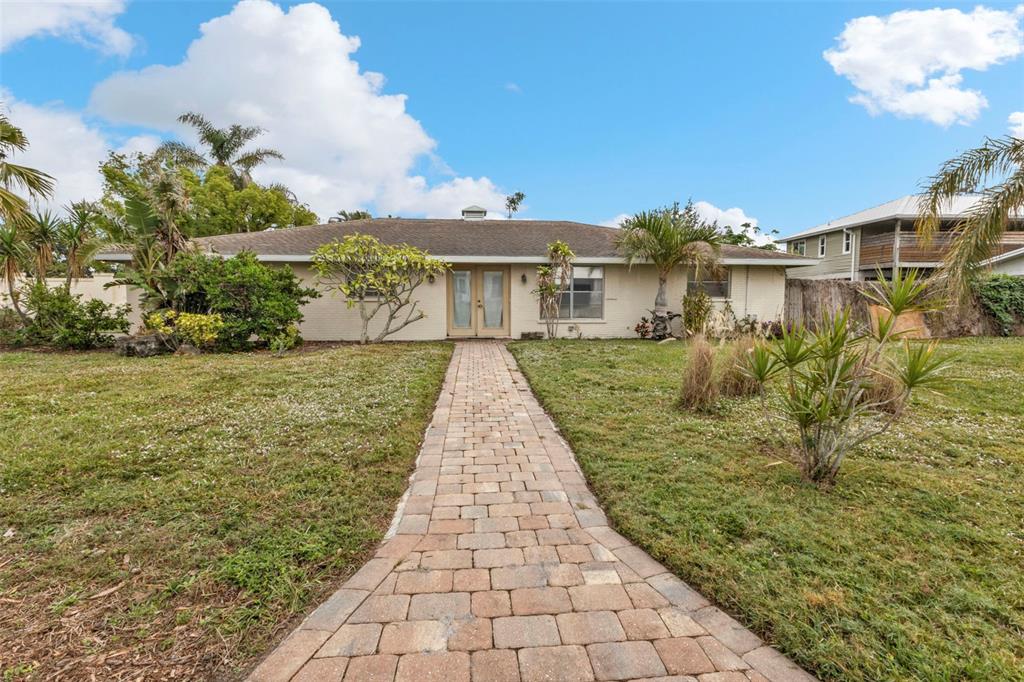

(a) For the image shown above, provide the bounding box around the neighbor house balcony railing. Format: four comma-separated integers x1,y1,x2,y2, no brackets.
858,231,1024,269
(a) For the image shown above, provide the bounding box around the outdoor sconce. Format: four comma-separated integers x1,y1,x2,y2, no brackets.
428,274,436,284
521,273,528,284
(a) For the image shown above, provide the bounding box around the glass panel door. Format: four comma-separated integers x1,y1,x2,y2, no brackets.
482,270,504,329
452,270,473,329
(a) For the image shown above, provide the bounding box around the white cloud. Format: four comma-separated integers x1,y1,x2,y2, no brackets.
88,0,505,219
2,92,159,211
824,5,1024,126
694,200,776,247
1010,111,1024,137
0,0,135,56
599,214,630,228
504,82,523,94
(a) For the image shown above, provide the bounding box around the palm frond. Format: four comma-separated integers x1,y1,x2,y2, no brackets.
177,112,217,141
157,141,209,169
917,136,1024,239
940,169,1024,301
235,147,285,171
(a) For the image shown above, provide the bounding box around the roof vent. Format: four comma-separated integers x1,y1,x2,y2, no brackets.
461,205,487,220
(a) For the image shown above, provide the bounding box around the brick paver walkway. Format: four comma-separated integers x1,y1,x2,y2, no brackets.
250,341,816,682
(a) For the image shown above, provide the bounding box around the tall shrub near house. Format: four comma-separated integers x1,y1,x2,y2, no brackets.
20,283,130,349
534,240,574,339
743,269,949,485
116,251,317,350
312,234,448,344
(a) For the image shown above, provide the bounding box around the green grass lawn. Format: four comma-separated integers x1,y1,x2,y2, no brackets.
509,337,1024,682
0,343,452,680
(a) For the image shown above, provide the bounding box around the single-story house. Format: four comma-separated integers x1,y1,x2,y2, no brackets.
98,207,813,341
776,194,1024,281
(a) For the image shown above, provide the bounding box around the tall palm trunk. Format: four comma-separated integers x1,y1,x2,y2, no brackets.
652,273,671,338
654,274,669,314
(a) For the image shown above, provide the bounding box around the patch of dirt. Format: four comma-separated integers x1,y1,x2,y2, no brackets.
0,572,265,681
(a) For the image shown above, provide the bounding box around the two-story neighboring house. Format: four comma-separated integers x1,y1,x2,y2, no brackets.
777,194,1024,280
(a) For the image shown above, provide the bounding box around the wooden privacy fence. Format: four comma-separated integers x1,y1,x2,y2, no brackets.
784,278,998,337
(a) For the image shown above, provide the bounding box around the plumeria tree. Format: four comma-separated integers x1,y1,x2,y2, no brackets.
534,240,574,339
313,234,449,344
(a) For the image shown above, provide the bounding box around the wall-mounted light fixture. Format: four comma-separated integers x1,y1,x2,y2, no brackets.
521,273,528,284
428,274,436,284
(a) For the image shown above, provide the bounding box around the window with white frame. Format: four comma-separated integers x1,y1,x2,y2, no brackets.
541,266,604,319
842,231,852,254
792,240,806,256
818,235,827,257
687,268,730,299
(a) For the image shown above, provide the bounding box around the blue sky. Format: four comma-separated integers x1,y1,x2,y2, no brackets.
2,1,1023,238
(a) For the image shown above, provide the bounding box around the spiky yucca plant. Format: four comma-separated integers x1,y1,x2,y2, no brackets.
744,269,949,485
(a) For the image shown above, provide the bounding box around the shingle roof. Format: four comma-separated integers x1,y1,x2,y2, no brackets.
184,218,811,264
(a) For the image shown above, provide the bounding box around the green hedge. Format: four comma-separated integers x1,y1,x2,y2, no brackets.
975,274,1024,335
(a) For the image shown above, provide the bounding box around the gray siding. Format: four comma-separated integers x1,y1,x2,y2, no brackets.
785,230,855,279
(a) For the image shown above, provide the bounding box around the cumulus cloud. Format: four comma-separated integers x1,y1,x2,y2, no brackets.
0,0,135,55
694,200,776,247
88,0,505,219
599,213,630,228
2,91,159,211
824,5,1024,126
1011,111,1024,137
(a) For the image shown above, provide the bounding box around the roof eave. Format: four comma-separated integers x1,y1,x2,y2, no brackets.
100,252,812,266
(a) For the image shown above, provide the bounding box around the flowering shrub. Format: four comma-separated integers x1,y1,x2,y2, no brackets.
145,310,224,350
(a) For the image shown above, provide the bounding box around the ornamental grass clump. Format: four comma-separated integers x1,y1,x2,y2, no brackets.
719,336,760,398
680,334,718,412
743,269,950,486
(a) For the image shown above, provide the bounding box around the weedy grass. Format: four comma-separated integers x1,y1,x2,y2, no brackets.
509,337,1024,682
0,342,452,680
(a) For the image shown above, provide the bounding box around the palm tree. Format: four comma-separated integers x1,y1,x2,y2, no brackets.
335,209,372,221
60,201,102,290
0,224,29,320
917,134,1024,302
161,112,284,188
147,167,189,261
616,201,721,337
0,113,55,225
23,209,63,281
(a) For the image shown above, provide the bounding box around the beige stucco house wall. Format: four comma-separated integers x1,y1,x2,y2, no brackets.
73,262,788,342
92,215,804,342
288,262,787,341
